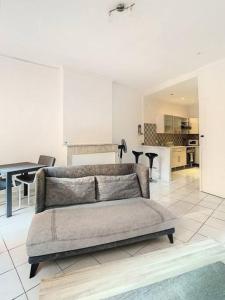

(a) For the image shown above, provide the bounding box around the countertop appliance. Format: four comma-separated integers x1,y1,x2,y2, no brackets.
188,139,199,146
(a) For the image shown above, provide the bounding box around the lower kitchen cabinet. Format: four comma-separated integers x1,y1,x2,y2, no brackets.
171,147,187,168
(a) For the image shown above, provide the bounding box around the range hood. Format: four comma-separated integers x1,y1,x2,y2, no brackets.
181,121,192,130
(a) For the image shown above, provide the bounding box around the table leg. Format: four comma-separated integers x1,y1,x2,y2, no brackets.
23,173,28,196
6,173,12,217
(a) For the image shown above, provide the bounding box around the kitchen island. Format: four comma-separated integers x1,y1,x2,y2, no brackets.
133,145,172,182
133,145,199,182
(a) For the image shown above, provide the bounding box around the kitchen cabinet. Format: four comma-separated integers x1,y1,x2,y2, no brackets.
156,114,191,134
189,118,199,134
164,115,174,133
174,117,189,134
171,147,187,168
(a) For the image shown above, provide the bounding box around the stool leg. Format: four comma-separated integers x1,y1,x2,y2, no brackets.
149,167,153,181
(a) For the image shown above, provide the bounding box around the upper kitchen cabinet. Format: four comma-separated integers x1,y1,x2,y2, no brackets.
164,115,174,133
156,114,173,133
156,114,190,134
189,118,199,134
174,116,188,134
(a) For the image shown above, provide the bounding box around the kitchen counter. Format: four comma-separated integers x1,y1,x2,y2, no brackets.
133,145,199,183
133,145,171,182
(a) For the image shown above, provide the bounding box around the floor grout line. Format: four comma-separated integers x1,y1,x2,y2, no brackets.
186,199,223,243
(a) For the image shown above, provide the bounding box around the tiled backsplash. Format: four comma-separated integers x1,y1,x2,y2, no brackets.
144,123,199,146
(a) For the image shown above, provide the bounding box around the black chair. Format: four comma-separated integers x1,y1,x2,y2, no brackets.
145,153,158,181
132,151,143,164
16,155,56,207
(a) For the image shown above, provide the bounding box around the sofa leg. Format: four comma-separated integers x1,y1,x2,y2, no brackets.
30,263,39,278
168,233,174,244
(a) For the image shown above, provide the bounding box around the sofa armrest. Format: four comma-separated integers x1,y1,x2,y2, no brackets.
35,168,46,213
133,164,150,199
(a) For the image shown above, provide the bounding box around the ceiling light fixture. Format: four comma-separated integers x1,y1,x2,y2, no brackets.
109,2,135,16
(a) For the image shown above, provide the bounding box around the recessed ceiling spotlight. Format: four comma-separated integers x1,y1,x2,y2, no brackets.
109,2,135,16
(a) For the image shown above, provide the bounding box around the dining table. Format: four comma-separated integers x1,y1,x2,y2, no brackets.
0,162,46,217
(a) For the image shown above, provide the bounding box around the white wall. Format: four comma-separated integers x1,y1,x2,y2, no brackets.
144,98,190,124
0,58,144,166
112,83,143,163
188,102,199,118
0,56,66,165
63,67,112,145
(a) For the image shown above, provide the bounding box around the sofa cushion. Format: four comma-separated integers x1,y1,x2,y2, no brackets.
45,176,96,207
96,173,141,201
26,198,176,257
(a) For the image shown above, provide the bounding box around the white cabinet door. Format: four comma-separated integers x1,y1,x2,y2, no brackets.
171,148,187,168
189,118,199,134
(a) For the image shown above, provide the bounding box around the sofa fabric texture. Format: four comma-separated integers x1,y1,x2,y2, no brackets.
96,173,141,201
45,176,96,207
35,164,150,213
27,198,175,257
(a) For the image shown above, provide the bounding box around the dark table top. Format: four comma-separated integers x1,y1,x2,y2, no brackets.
0,162,46,176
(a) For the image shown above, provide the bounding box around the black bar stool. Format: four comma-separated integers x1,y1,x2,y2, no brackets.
132,151,143,164
145,153,158,181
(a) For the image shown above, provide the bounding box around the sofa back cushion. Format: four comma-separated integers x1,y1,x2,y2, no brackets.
45,176,96,207
96,173,141,201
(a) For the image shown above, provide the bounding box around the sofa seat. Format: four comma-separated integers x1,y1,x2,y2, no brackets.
27,198,175,257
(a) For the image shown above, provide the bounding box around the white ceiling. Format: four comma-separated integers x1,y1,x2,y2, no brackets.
148,78,198,105
1,0,225,89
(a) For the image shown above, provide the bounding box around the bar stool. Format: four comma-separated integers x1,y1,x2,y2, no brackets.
132,151,143,164
145,153,158,181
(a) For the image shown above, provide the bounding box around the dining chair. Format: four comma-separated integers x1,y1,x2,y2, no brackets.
15,155,56,207
0,176,21,208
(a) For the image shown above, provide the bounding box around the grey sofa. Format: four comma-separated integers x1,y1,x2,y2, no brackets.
26,163,175,278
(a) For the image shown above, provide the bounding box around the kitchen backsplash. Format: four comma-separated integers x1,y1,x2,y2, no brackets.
144,123,199,146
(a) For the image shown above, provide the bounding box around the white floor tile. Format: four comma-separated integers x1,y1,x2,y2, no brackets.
134,237,182,256
176,217,202,232
92,248,131,264
212,210,225,221
198,224,225,243
26,284,39,300
205,217,225,231
184,211,209,223
10,244,28,267
168,200,194,217
189,233,208,243
16,293,27,300
198,199,219,209
0,251,14,275
0,236,7,254
188,205,213,216
121,241,150,256
17,262,61,292
56,254,98,271
174,226,195,242
63,255,99,274
0,223,30,250
0,269,24,300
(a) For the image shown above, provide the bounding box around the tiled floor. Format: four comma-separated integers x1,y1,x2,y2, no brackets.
1,167,225,299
